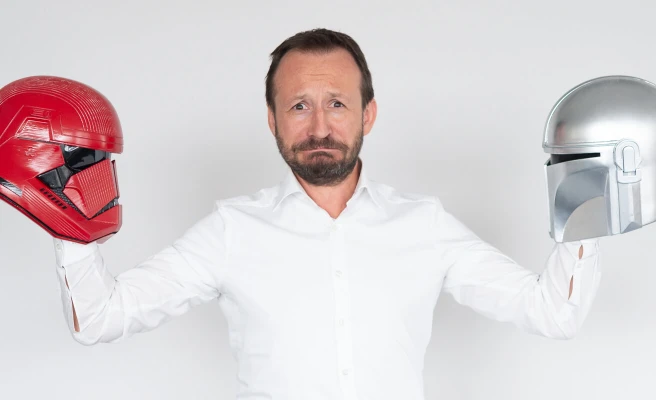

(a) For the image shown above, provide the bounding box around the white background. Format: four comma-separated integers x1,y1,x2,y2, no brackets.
1,0,654,399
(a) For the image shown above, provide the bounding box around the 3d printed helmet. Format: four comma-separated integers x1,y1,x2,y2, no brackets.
543,75,656,242
0,76,123,243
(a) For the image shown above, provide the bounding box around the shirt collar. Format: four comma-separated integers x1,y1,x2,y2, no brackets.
272,158,382,211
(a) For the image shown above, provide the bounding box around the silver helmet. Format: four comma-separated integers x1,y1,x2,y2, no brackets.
543,75,656,242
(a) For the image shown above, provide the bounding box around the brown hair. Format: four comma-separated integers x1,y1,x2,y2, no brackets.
265,28,374,112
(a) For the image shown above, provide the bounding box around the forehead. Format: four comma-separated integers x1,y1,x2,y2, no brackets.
274,48,361,96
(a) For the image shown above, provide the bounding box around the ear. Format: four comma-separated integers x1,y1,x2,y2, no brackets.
267,106,276,136
362,98,377,136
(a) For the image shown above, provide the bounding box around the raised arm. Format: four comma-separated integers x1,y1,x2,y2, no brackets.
437,204,601,339
53,204,228,345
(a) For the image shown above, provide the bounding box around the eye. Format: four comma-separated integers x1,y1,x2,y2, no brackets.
293,103,307,110
333,101,344,107
549,153,600,165
61,145,110,171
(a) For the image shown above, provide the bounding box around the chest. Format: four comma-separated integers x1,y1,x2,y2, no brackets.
221,220,448,326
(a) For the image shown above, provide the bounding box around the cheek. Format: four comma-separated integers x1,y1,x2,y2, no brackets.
329,114,361,138
275,124,304,149
278,113,309,135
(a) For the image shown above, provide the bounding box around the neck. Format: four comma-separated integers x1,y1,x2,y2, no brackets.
295,159,362,219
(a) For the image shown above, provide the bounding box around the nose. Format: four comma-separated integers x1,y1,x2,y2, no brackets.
309,108,330,139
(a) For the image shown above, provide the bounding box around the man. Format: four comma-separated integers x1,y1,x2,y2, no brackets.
54,28,601,399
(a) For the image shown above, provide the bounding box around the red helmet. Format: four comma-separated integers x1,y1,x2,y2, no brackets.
0,76,123,244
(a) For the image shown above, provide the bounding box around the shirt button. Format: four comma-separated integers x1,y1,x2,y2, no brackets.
334,270,343,278
55,243,62,251
338,318,345,326
342,368,350,376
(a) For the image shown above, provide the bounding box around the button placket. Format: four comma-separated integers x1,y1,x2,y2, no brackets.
329,220,357,397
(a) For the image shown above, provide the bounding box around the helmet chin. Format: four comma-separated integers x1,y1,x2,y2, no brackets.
550,166,611,242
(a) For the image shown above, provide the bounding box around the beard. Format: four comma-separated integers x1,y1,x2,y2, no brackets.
274,122,364,186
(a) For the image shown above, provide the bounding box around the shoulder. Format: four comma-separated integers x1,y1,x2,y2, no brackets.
211,183,279,214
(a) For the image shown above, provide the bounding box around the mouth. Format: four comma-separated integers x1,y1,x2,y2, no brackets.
303,148,338,152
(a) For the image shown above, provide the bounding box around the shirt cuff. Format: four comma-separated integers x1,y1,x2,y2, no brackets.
53,237,115,336
561,238,599,264
53,238,99,267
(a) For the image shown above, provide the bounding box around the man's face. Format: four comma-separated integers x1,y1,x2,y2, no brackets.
268,48,377,186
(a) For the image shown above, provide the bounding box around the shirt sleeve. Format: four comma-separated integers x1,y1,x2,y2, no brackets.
438,202,602,340
53,203,228,345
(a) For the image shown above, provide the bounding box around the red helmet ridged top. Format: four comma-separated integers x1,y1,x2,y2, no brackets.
0,76,123,244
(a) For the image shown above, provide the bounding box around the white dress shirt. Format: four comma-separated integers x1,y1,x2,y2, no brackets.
53,160,601,400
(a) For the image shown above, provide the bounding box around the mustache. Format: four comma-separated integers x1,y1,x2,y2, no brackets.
292,137,348,152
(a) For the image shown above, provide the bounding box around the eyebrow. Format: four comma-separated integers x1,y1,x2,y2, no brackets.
289,91,350,101
327,91,348,98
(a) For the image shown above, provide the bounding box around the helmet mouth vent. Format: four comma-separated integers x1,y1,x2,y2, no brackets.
39,187,68,210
